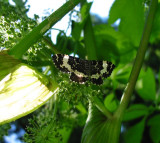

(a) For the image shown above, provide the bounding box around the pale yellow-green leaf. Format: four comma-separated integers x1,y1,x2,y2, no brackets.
0,63,59,125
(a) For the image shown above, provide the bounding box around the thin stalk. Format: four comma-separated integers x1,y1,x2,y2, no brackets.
42,36,61,54
115,0,158,120
91,95,112,118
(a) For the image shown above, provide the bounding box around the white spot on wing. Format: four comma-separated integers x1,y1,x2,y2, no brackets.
100,61,108,75
61,55,72,72
61,55,87,77
91,61,108,79
91,73,100,79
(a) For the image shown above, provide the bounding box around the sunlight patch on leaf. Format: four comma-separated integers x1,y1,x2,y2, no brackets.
0,64,59,125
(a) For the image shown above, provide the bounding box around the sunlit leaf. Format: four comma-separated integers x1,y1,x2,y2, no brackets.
0,62,58,125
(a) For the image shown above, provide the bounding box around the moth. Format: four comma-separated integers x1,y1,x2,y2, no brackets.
52,54,115,85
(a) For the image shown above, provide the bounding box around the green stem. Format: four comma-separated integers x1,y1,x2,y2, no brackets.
8,0,83,58
91,95,112,118
53,94,58,119
115,0,158,120
42,36,61,54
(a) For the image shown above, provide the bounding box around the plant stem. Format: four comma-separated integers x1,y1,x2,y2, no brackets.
91,96,112,118
115,0,158,120
8,0,83,58
42,36,61,54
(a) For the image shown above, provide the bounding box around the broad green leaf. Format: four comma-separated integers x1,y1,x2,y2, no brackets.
93,24,136,64
81,103,121,143
136,68,156,101
124,118,145,143
104,93,118,112
147,115,160,143
109,0,144,46
0,56,58,124
123,104,148,121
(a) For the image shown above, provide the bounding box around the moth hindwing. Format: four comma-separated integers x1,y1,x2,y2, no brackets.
52,54,115,85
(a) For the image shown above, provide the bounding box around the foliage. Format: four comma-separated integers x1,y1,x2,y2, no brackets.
0,0,160,143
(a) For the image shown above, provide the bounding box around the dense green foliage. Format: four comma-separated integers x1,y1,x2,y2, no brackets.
0,0,160,143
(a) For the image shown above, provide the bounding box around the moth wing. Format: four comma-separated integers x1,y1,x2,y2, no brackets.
52,54,71,73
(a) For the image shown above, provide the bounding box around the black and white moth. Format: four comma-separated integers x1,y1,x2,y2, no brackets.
52,54,115,85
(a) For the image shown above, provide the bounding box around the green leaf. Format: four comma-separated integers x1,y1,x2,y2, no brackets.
147,115,160,143
104,93,118,112
149,125,160,143
123,104,148,121
108,0,144,46
81,103,121,143
136,68,156,101
71,21,83,41
124,118,145,143
147,115,160,126
71,2,92,41
81,2,92,22
115,65,132,84
59,126,73,143
0,55,58,124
